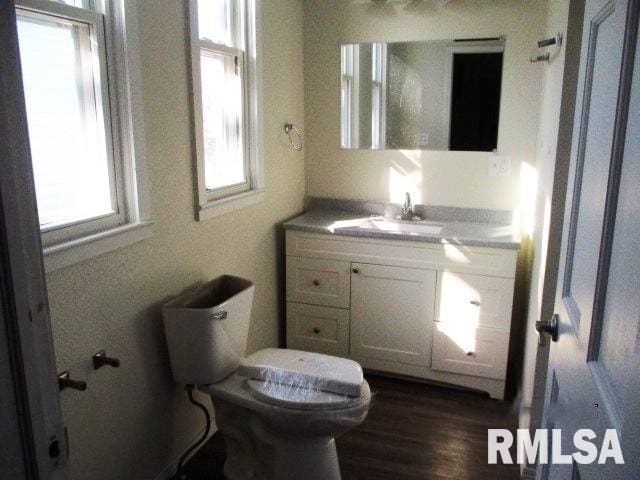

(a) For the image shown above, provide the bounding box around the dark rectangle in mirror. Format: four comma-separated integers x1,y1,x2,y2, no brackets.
449,51,503,151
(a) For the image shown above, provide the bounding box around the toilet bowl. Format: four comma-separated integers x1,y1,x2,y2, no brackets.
162,276,371,480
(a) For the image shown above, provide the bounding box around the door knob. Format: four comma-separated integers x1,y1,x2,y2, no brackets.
352,267,359,274
536,314,559,342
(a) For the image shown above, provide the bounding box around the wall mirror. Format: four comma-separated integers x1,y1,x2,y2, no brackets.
340,37,505,151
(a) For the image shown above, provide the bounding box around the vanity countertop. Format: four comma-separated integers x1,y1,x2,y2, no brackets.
283,203,521,250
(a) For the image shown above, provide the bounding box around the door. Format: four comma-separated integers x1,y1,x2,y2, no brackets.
350,263,436,366
1,2,67,478
537,1,640,479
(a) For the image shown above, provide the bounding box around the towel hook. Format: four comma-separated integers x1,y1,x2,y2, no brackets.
284,123,303,151
530,32,563,63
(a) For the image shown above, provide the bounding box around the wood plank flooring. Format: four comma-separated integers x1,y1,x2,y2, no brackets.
183,374,521,479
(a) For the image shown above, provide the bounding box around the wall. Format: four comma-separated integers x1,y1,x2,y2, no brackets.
44,1,305,479
304,0,546,211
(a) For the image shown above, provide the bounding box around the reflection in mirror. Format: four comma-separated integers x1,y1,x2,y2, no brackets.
340,38,505,151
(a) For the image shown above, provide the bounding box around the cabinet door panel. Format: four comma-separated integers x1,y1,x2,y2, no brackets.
436,271,514,330
350,263,436,366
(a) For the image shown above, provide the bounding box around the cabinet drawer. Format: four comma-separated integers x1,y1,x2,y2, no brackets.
431,324,509,380
286,303,349,356
436,271,514,330
286,256,351,308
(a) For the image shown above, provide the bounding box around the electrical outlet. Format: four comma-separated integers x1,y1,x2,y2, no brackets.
488,155,511,177
419,133,429,146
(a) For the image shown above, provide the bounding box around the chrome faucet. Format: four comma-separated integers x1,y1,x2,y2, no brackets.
400,192,415,220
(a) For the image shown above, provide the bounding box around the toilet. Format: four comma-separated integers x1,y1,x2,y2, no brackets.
162,275,371,480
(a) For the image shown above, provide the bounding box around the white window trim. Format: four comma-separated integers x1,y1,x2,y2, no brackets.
371,42,387,149
188,0,264,221
340,43,360,149
16,0,153,272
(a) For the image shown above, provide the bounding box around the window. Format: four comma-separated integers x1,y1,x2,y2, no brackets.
16,0,151,270
189,0,263,219
340,44,359,149
371,42,387,149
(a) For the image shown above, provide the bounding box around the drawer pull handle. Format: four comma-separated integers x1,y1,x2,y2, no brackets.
352,267,360,274
312,279,320,286
470,300,481,307
466,351,475,357
313,327,321,334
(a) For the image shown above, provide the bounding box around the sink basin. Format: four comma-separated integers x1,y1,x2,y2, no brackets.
360,216,443,235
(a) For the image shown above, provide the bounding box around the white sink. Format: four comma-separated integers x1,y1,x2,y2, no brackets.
360,216,443,235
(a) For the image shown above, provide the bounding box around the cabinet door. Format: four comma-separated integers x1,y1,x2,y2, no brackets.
350,263,436,366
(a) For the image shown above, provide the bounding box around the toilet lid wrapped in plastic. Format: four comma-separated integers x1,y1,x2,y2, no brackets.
238,349,364,402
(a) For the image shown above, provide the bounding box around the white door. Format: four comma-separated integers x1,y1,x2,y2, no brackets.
537,1,640,478
1,2,67,478
350,263,436,366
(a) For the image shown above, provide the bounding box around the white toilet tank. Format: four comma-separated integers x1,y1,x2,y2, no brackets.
162,275,254,385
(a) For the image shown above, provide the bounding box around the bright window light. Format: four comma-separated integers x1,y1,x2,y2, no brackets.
200,50,245,190
17,12,115,231
198,0,232,45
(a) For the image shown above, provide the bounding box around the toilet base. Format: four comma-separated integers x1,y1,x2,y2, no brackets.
251,418,341,480
213,398,343,480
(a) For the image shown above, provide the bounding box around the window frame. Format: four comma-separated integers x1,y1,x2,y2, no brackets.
371,42,387,150
16,0,152,271
188,0,264,220
340,43,360,149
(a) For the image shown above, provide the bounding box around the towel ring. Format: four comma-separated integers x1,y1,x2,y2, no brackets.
284,123,303,151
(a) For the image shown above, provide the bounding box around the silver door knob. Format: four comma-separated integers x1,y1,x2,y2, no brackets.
352,267,359,274
536,313,559,342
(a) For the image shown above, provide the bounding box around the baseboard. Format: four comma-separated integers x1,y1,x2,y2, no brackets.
521,465,537,480
153,422,217,480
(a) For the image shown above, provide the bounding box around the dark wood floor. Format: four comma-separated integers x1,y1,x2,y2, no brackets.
182,375,521,479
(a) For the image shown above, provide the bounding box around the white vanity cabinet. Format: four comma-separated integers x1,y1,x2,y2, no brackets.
285,229,518,399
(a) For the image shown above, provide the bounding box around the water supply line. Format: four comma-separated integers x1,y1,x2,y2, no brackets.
171,385,212,480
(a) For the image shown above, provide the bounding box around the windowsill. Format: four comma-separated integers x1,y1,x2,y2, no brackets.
43,220,153,273
198,188,265,221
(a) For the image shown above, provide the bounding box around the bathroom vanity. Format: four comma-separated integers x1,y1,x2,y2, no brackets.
283,202,520,400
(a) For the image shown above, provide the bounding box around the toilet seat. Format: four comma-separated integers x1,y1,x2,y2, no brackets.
238,348,364,397
245,378,357,410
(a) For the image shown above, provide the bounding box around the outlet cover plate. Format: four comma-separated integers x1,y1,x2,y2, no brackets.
489,155,511,177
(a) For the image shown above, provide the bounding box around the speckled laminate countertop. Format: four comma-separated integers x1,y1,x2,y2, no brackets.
283,203,521,250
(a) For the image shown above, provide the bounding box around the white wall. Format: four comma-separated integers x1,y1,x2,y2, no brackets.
44,1,305,478
304,0,546,211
